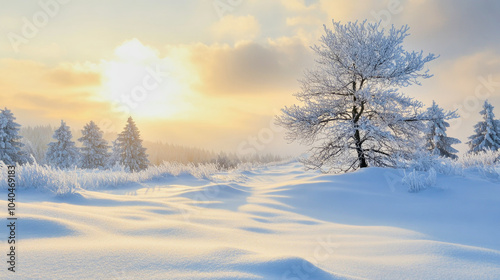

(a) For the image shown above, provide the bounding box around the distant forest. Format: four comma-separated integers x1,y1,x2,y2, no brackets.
20,125,283,167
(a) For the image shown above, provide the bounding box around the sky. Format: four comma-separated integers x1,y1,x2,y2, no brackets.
1,0,499,156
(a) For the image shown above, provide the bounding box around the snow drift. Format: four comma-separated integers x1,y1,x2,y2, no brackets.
0,161,499,279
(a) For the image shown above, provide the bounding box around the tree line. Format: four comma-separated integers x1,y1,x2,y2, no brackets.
1,114,149,172
1,111,285,172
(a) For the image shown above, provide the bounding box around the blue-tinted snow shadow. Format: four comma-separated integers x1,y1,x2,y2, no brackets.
16,217,76,239
270,167,500,251
177,183,252,212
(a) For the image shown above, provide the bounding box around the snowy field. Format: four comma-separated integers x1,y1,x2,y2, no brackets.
2,161,500,279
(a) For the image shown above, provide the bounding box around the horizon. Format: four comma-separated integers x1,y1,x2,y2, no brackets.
19,121,288,159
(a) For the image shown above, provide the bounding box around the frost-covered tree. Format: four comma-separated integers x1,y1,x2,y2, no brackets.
276,20,438,172
115,117,149,172
20,125,54,164
46,120,80,168
424,101,461,159
78,121,110,169
212,151,238,170
108,139,121,168
0,108,30,165
467,100,500,153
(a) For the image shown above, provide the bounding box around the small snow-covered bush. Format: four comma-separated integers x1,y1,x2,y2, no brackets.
394,150,444,171
403,168,437,193
0,161,80,194
0,161,221,195
395,149,500,192
394,149,461,176
459,150,499,168
0,159,292,195
459,150,500,180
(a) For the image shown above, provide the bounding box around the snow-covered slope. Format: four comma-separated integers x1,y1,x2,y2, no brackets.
2,162,499,279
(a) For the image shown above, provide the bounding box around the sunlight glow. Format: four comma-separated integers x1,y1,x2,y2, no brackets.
101,39,192,120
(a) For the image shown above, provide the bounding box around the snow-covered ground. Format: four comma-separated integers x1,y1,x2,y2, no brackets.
2,161,500,279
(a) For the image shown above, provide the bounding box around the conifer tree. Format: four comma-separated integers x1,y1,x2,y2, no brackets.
46,120,80,168
425,101,461,159
0,108,30,165
467,100,500,153
78,121,110,169
115,117,149,172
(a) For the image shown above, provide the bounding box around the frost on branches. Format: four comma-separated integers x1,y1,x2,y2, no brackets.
277,20,438,172
467,100,500,153
108,139,121,168
46,120,80,168
78,121,110,169
0,108,30,165
115,117,149,172
424,101,461,159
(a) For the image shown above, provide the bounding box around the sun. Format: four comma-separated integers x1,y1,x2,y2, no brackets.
101,39,192,120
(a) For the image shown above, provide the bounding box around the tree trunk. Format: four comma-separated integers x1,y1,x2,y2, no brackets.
354,129,368,168
352,80,368,169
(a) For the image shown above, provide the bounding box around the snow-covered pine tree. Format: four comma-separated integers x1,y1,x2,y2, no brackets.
425,101,461,159
276,20,438,172
0,108,30,165
46,120,80,168
78,121,110,169
116,117,149,172
467,100,500,153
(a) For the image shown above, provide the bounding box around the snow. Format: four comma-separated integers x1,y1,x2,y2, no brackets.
2,161,500,279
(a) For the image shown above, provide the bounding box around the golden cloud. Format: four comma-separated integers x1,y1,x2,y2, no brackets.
211,15,260,42
0,59,108,124
186,38,313,97
45,66,101,87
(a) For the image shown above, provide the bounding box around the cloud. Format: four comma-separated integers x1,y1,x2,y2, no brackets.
0,58,101,89
15,92,112,119
319,0,379,22
286,16,322,27
187,37,313,97
0,59,107,125
211,15,260,42
428,0,500,57
114,38,160,62
405,50,500,106
45,66,101,87
280,0,319,11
